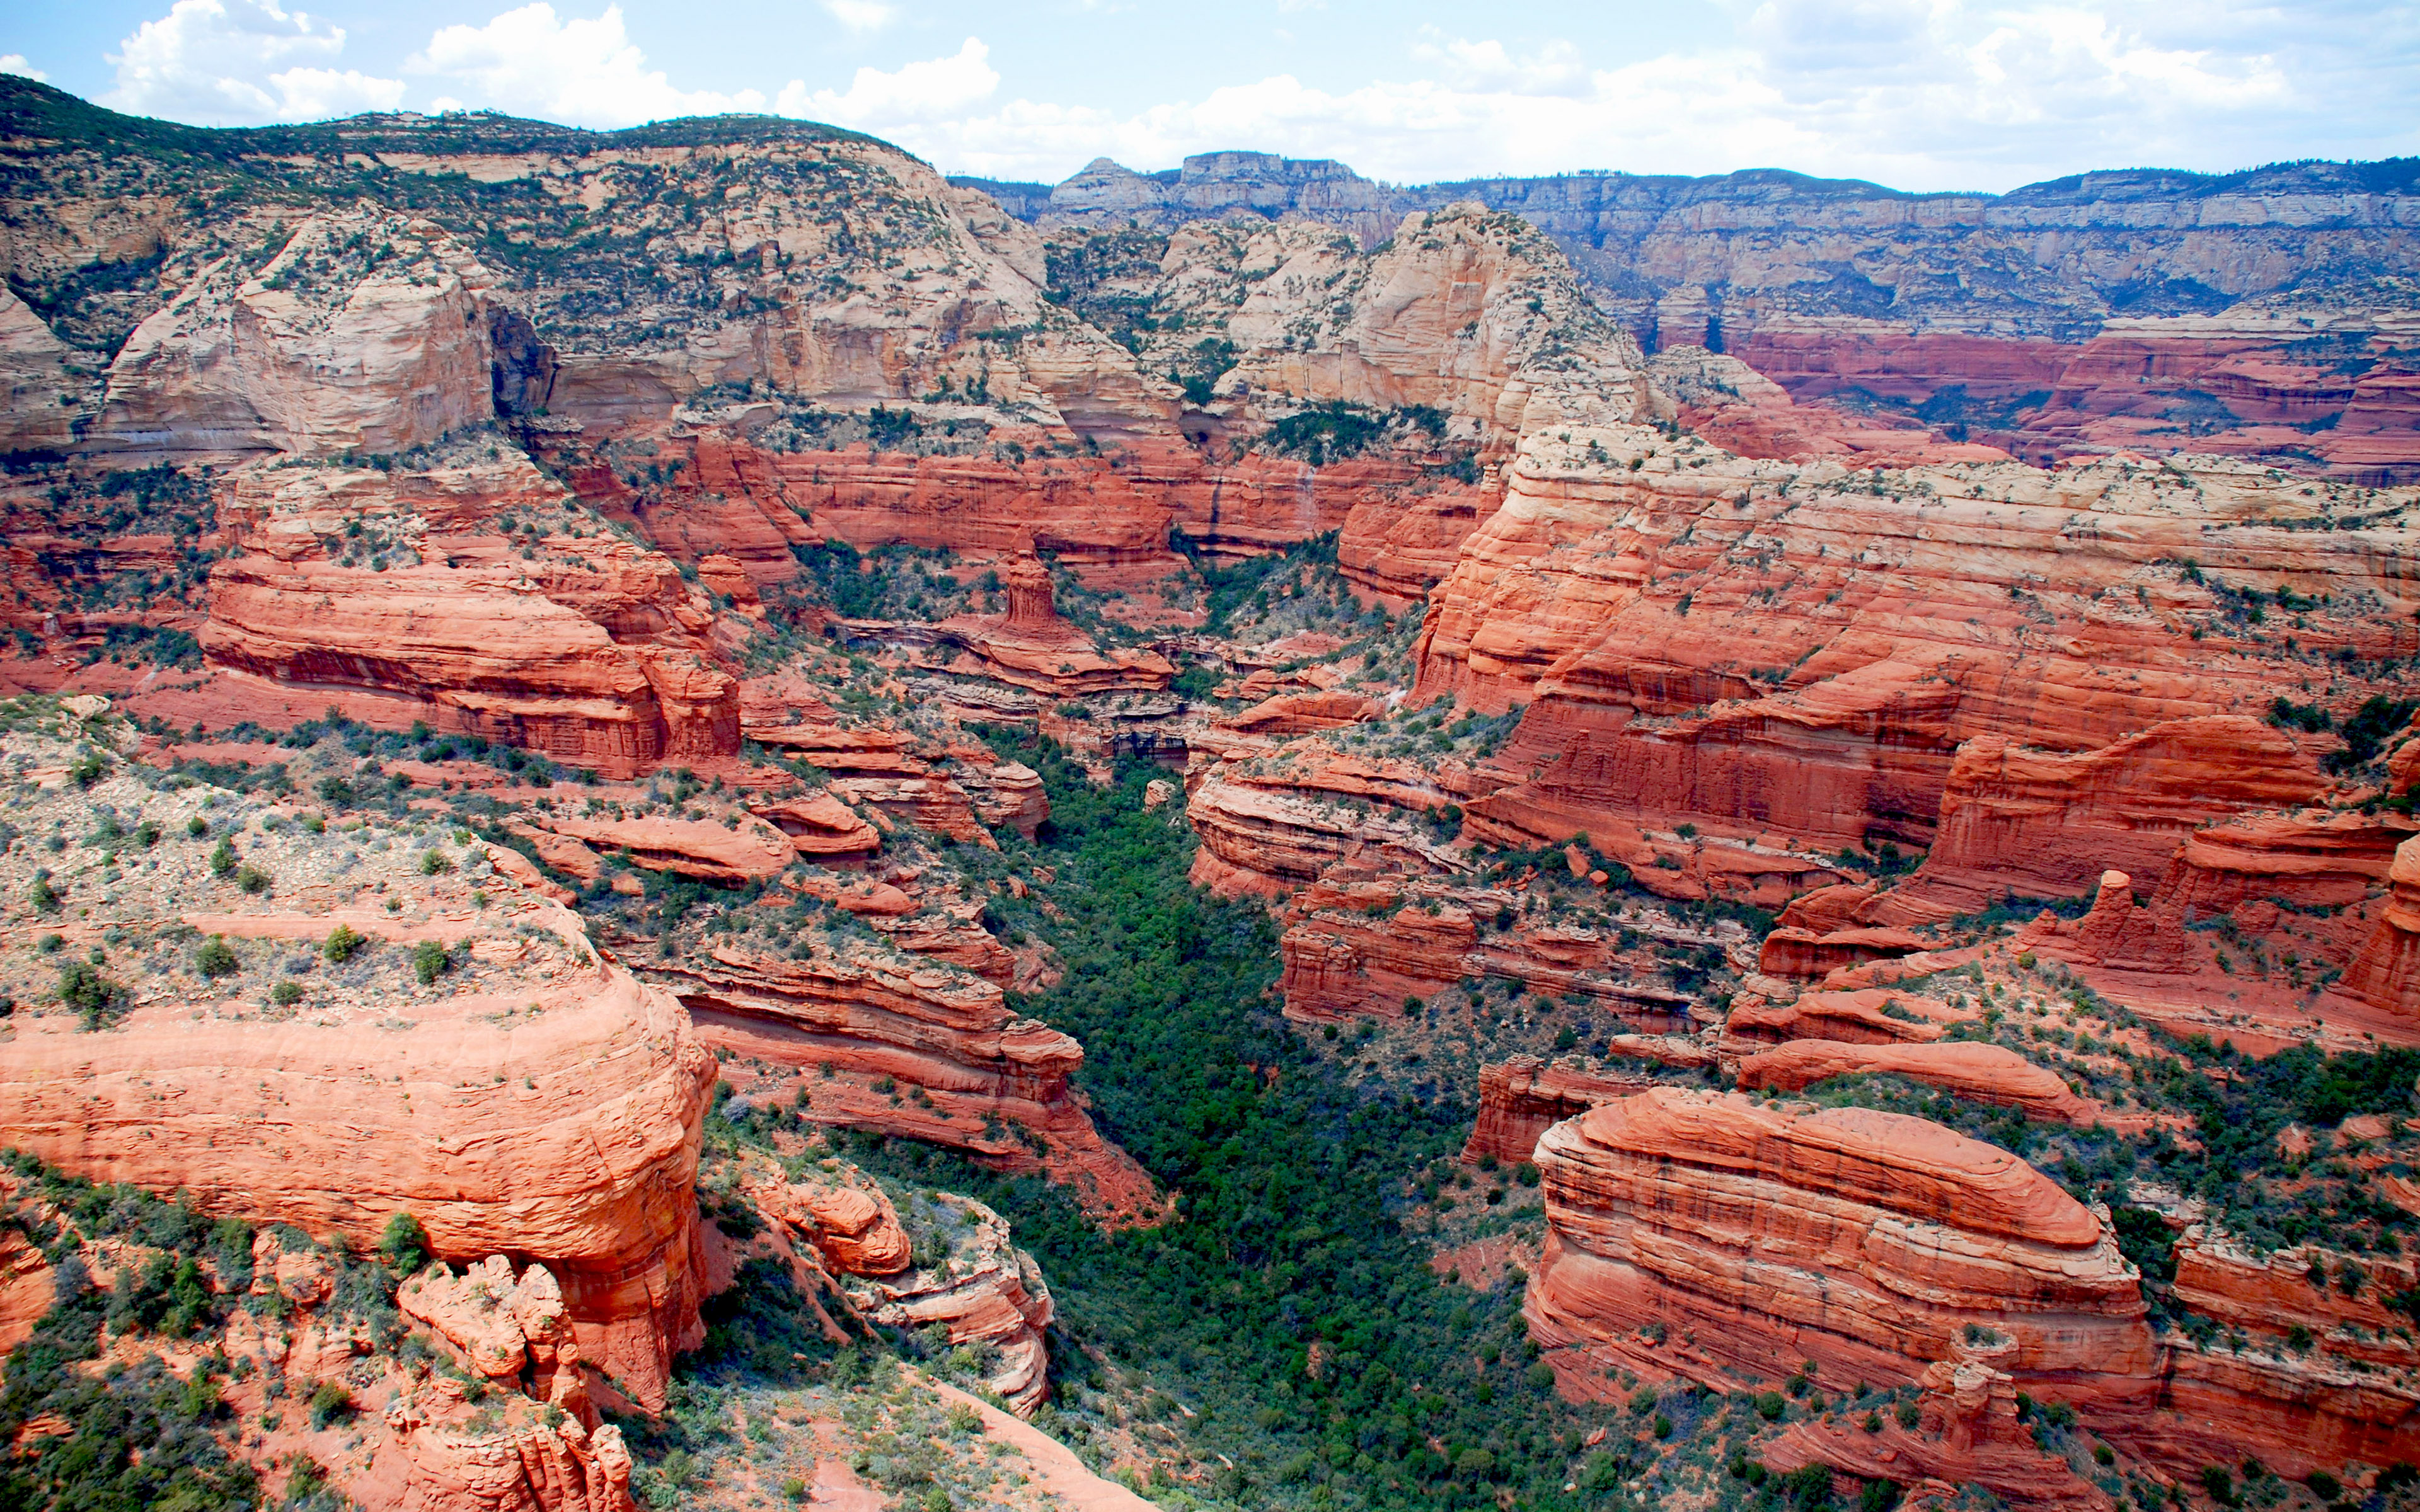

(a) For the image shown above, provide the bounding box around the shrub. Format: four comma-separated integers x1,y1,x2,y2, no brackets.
324,924,366,963
412,939,449,985
28,874,57,912
271,980,303,1006
209,837,236,876
186,813,208,837
57,958,125,1029
379,1212,430,1274
67,750,105,788
420,849,454,875
195,936,240,978
307,1380,353,1429
235,862,272,894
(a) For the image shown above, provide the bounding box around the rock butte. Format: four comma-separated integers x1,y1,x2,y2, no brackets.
1529,1087,2420,1489
0,781,715,1413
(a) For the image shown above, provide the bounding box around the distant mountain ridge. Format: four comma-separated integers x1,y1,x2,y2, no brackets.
952,149,2420,342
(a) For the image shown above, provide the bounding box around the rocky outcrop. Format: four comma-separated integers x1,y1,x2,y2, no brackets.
527,812,793,883
199,456,742,776
2013,813,2414,1043
1223,203,1648,445
1526,1090,2153,1392
749,791,884,859
400,1254,591,1414
1722,987,1953,1045
834,1191,1057,1414
0,767,717,1411
1185,749,1468,897
379,1371,636,1512
1733,1040,2095,1123
1461,1056,1656,1166
1526,1084,2420,1487
1876,716,2327,922
1416,426,2420,897
1756,925,1926,978
646,940,1158,1218
2340,833,2420,1026
751,1179,912,1276
2116,1233,2420,1480
93,210,504,462
0,287,82,454
1273,875,1704,1028
1762,1355,2113,1512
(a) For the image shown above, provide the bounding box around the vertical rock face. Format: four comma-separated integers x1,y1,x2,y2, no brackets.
1528,1089,2420,1486
0,287,83,453
1527,1090,2154,1392
2340,833,2420,1021
1876,716,2328,921
1269,874,1707,1028
1408,426,2420,885
998,552,1062,636
1460,1056,1657,1166
93,211,503,462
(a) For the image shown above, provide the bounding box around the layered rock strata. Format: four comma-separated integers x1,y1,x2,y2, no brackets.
1526,1090,2155,1392
1272,875,1708,1028
644,940,1157,1218
197,456,742,776
1413,427,2419,895
0,758,717,1411
1460,1056,1657,1166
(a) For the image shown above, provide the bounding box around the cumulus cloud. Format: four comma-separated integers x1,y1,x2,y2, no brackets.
822,0,899,35
407,4,763,128
879,1,2419,190
775,38,998,128
103,0,403,125
81,0,2420,187
0,56,49,83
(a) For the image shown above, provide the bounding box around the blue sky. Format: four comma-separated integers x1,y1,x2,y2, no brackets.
4,1,2415,192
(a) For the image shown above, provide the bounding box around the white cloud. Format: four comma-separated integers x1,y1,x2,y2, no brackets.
83,0,2420,188
775,38,998,127
1409,32,1591,98
878,3,2419,191
0,55,48,83
408,4,764,129
822,0,898,36
103,0,403,125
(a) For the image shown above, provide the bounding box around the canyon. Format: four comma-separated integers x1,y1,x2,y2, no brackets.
4,70,2420,1512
